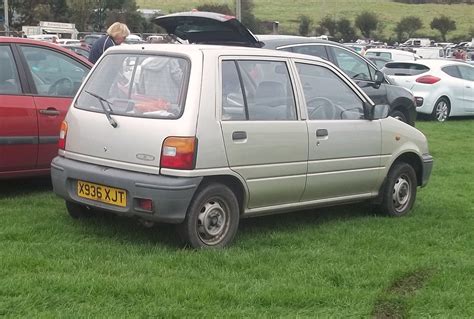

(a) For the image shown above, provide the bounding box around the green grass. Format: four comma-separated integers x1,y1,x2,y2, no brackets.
1,119,473,317
137,0,474,40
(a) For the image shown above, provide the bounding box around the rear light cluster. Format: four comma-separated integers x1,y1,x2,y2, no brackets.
416,75,441,84
58,121,68,151
160,137,197,170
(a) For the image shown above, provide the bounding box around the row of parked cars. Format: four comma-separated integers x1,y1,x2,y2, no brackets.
0,11,437,248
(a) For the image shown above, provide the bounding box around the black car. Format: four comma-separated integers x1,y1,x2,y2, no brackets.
154,11,416,126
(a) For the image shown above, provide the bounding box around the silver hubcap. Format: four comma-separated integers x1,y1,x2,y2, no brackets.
197,200,228,245
435,100,448,122
392,175,411,213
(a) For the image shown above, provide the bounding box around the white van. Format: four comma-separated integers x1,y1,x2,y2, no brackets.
365,48,418,61
412,47,445,59
402,38,432,47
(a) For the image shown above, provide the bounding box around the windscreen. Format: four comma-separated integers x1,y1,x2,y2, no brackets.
75,53,189,119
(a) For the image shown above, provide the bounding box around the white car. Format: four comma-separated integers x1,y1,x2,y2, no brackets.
382,60,474,121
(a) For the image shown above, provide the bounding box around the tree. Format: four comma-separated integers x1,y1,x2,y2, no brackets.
355,11,379,39
394,16,423,41
430,15,456,41
319,15,337,37
240,0,262,33
67,0,96,31
336,17,356,42
49,0,70,22
298,15,312,36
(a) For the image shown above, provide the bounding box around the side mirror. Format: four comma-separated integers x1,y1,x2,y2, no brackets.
373,104,390,120
373,70,385,88
364,102,389,120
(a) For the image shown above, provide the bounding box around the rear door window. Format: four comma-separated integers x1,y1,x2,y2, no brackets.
75,54,189,119
382,62,430,76
442,65,462,79
457,66,474,81
221,60,297,121
331,47,372,81
0,45,21,94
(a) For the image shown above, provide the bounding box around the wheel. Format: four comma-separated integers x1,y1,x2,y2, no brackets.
48,77,74,96
177,183,239,249
431,97,450,122
307,97,337,120
65,201,94,219
389,110,408,123
380,162,417,217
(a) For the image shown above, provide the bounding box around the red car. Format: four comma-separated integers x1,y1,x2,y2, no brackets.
0,37,92,179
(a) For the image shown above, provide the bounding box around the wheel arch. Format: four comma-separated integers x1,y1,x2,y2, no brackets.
390,96,416,126
392,152,423,187
374,152,422,205
199,175,247,216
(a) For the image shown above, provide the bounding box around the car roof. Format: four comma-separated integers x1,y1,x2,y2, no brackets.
106,42,329,63
366,48,415,54
0,36,92,66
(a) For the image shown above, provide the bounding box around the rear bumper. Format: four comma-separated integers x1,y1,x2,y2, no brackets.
51,156,202,223
421,153,434,187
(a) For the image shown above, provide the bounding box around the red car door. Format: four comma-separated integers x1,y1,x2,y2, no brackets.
19,44,90,169
0,45,38,175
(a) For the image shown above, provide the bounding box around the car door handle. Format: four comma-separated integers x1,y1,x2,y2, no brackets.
39,108,60,116
232,131,247,141
316,129,328,137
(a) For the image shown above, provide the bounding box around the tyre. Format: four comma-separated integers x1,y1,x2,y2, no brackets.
177,183,240,249
65,201,94,219
431,97,450,122
390,110,408,124
380,162,417,217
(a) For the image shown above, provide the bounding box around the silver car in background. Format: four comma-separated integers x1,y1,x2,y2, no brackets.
51,44,433,248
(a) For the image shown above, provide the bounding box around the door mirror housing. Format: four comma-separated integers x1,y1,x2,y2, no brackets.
373,70,385,88
364,102,389,120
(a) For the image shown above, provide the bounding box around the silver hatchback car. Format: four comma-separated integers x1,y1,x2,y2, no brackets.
51,44,433,248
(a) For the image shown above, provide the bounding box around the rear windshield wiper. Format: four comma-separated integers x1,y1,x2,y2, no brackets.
84,90,118,128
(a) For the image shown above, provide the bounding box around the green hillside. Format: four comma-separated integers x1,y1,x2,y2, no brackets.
137,0,474,41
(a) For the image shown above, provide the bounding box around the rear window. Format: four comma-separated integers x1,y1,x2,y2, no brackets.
75,53,189,119
382,62,430,76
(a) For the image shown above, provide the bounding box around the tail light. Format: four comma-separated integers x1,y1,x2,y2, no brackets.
160,137,197,170
416,75,441,84
58,121,68,151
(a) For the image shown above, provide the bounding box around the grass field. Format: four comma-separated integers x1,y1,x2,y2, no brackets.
137,0,474,40
0,119,473,317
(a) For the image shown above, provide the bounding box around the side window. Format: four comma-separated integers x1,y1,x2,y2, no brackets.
222,61,246,120
290,45,329,61
221,60,297,121
442,65,462,79
20,45,88,97
0,46,21,94
458,66,474,81
295,62,364,120
333,46,372,81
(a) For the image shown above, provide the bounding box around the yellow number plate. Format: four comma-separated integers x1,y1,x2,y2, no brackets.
77,180,127,207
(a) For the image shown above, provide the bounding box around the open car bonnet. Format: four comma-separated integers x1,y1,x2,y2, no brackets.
154,11,262,47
